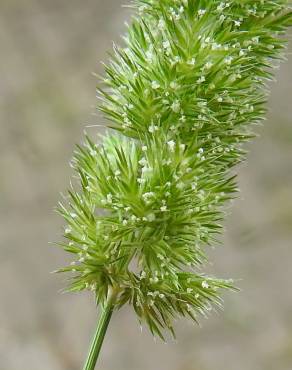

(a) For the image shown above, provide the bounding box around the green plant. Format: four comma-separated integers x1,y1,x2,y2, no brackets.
55,1,292,369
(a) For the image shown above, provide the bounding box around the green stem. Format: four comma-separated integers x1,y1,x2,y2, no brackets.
82,289,116,370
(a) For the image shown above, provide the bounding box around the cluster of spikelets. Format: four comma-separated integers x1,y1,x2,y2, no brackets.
57,0,292,338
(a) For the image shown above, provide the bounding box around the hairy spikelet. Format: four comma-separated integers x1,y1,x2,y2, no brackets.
57,0,292,338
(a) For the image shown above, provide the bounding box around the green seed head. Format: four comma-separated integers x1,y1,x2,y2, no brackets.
56,0,292,339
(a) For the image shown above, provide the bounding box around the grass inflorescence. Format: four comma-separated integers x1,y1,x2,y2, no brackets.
56,0,292,340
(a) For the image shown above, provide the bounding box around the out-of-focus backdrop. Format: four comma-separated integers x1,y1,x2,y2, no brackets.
0,1,291,370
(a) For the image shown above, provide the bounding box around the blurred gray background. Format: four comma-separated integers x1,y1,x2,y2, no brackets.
0,1,291,370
